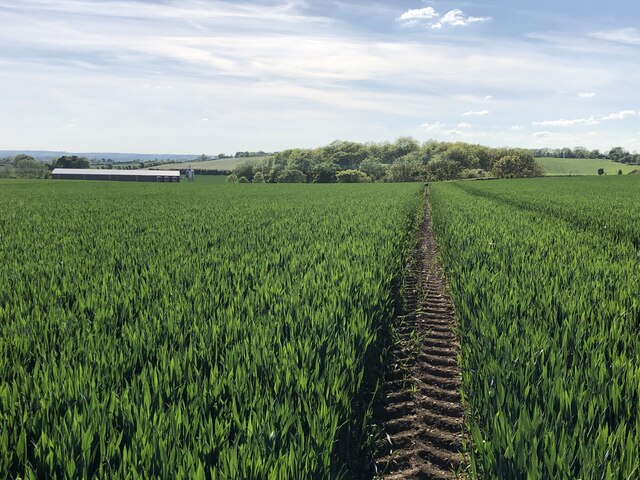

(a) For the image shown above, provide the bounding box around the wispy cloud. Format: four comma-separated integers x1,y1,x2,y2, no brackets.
578,92,595,98
601,110,636,120
419,121,444,131
533,131,555,138
533,110,637,127
0,0,638,153
463,110,490,117
533,117,599,127
443,129,471,136
593,28,640,46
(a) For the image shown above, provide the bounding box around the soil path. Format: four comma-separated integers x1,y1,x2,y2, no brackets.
373,193,466,479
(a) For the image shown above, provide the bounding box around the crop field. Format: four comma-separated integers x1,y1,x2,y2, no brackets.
148,157,267,171
0,180,422,478
430,176,640,478
536,157,636,176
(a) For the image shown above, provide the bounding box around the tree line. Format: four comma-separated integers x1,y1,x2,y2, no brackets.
532,146,640,163
227,138,544,183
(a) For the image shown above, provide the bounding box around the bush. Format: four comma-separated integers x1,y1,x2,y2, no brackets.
253,172,265,183
52,155,90,169
310,162,339,183
490,152,544,178
233,162,256,182
385,154,423,182
359,158,387,182
425,159,464,181
277,169,307,183
14,156,49,179
336,170,371,183
238,176,249,183
226,173,239,183
460,168,487,179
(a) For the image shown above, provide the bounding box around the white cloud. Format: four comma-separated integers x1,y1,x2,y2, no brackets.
440,9,491,27
0,0,637,153
463,110,490,116
601,110,636,120
533,110,637,127
400,7,490,29
593,28,640,46
419,121,444,131
443,129,469,136
533,131,555,138
510,125,524,131
399,7,438,21
533,117,599,127
484,95,493,101
578,92,595,98
457,122,472,128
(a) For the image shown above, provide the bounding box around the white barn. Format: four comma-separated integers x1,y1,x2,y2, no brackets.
52,168,181,183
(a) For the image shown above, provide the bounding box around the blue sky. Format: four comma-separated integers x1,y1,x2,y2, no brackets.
0,0,639,154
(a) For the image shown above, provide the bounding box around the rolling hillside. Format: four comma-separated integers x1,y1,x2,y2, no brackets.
536,157,637,176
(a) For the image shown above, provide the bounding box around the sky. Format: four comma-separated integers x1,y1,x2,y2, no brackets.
0,0,639,154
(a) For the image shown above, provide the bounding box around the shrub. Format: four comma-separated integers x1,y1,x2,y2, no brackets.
490,152,544,178
336,170,371,183
277,169,307,183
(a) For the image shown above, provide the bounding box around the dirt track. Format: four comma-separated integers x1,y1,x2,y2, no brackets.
373,195,466,479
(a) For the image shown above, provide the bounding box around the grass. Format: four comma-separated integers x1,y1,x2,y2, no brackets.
430,176,640,478
536,157,637,176
182,175,228,184
0,179,422,478
148,156,269,171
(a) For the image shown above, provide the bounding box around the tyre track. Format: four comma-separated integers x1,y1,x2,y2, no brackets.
373,194,466,479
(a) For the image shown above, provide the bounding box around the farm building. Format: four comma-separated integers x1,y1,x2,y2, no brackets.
51,168,180,183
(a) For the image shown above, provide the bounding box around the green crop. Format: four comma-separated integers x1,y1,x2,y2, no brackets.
430,176,640,479
0,180,422,479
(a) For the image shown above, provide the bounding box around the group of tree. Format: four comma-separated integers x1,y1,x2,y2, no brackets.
0,154,94,179
598,168,626,176
227,138,545,184
234,151,272,158
0,154,50,179
532,146,640,163
52,155,91,169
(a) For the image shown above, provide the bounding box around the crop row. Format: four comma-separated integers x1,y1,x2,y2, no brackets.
0,180,422,478
430,177,640,478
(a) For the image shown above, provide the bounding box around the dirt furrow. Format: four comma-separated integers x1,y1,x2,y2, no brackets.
373,192,466,479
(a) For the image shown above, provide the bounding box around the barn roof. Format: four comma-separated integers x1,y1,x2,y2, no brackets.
52,168,180,177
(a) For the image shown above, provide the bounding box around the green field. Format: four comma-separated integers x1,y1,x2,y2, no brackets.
4,175,640,478
536,157,637,176
431,176,640,478
149,157,268,172
0,180,421,478
182,175,227,184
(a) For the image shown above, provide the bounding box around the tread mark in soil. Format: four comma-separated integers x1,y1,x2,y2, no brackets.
373,191,466,479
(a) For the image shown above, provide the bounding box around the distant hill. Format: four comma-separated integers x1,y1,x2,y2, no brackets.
536,157,638,176
0,150,202,163
149,156,270,171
